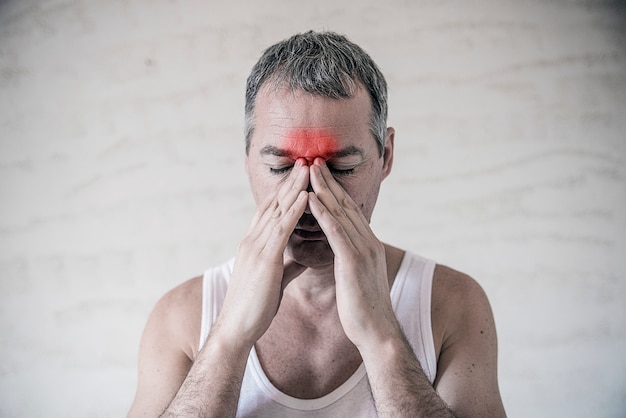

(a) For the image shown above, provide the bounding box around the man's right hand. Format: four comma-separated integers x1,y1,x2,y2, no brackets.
129,162,309,417
211,158,310,348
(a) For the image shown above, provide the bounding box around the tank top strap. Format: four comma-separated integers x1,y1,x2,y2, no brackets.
389,252,437,383
198,258,234,352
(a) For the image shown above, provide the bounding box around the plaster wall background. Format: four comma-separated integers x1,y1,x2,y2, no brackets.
1,0,625,416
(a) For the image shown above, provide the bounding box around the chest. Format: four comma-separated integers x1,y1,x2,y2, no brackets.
254,309,363,399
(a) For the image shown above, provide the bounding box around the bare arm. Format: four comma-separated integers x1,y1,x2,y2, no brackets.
128,159,310,417
127,279,201,418
161,326,251,418
432,266,506,417
360,268,506,417
360,326,455,417
308,158,505,417
126,280,251,418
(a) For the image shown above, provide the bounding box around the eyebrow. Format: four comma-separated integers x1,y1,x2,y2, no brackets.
259,145,364,158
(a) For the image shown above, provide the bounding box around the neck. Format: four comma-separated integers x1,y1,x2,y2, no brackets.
281,243,404,309
283,263,338,310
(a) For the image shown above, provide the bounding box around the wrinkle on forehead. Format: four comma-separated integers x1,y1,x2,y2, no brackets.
251,85,375,156
259,86,369,131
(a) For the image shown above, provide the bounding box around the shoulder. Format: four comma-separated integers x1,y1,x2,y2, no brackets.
431,264,495,358
429,265,505,415
157,275,204,309
148,275,204,359
432,264,490,312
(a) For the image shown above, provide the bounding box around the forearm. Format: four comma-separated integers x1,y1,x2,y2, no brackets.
161,328,251,418
361,328,455,418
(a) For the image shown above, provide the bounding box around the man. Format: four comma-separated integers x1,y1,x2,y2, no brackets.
128,31,506,417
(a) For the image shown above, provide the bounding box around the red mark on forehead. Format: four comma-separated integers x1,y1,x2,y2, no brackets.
281,128,339,163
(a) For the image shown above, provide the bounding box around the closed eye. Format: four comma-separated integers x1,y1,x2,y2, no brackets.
329,167,355,176
269,166,293,175
269,165,355,176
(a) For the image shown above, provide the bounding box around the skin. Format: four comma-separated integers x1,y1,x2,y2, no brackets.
127,84,506,417
279,127,340,163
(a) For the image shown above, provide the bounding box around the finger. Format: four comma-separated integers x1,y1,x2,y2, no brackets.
256,160,309,244
264,159,309,218
309,160,364,238
274,158,310,207
309,161,348,220
251,158,308,224
260,189,309,255
312,159,368,228
307,191,357,253
250,159,309,236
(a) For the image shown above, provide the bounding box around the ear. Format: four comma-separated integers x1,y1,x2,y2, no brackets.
381,127,394,180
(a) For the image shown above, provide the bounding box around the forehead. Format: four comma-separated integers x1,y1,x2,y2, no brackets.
250,85,374,151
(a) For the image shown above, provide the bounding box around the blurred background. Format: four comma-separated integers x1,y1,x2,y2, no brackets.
1,0,625,416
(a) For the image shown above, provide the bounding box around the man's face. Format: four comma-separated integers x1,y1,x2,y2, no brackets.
246,84,394,268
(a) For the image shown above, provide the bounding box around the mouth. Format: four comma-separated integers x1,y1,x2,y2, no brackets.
292,227,326,240
293,215,326,240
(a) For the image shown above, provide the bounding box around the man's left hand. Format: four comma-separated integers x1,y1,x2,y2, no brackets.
307,158,401,350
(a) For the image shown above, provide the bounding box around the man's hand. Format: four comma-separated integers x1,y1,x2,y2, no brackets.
213,159,310,348
307,158,400,349
307,158,459,417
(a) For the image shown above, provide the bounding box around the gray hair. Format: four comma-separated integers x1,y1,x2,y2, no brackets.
244,31,388,155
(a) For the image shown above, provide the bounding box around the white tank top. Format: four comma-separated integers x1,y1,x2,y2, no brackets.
199,252,437,417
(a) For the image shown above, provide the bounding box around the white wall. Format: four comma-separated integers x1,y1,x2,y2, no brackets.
1,0,624,416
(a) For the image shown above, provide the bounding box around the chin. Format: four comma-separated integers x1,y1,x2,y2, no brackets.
286,239,335,269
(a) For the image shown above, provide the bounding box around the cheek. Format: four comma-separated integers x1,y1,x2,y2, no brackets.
248,167,275,204
340,173,382,219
